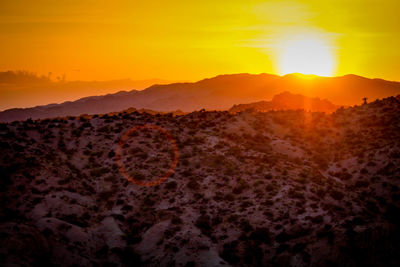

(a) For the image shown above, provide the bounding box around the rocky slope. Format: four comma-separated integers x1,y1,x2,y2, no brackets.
1,96,400,266
1,73,400,122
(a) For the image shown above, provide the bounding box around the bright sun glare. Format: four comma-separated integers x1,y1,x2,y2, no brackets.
279,37,335,76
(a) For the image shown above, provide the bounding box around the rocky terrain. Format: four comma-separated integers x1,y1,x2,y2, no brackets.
1,96,400,266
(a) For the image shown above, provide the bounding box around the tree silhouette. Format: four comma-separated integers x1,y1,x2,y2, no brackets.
362,97,368,105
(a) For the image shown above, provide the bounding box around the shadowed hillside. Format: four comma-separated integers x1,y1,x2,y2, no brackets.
1,73,399,122
1,96,400,266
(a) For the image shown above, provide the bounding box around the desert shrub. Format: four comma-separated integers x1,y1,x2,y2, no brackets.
265,173,273,180
292,242,306,253
367,161,377,166
227,146,241,157
164,226,181,239
98,190,114,200
181,159,190,166
232,186,244,194
16,184,25,192
98,126,110,133
90,167,109,177
137,151,149,160
339,171,353,181
82,122,91,128
232,182,249,194
187,178,200,190
143,196,155,207
240,200,253,209
57,177,71,185
311,215,324,224
224,194,235,202
214,141,227,149
313,154,328,169
377,163,395,176
317,226,335,244
171,216,182,225
242,242,263,265
220,241,240,264
192,136,205,145
165,181,177,190
249,227,271,244
31,196,42,205
212,215,222,226
389,150,400,158
295,175,308,184
329,190,344,200
276,244,290,254
355,180,369,188
195,214,211,233
239,219,253,232
122,205,133,212
130,171,146,181
265,183,275,192
213,194,223,202
310,171,326,185
315,188,325,198
288,188,305,200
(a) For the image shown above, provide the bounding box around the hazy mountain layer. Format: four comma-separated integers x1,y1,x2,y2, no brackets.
0,71,173,111
1,73,399,122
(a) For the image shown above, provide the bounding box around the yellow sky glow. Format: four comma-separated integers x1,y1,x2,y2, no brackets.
0,0,399,81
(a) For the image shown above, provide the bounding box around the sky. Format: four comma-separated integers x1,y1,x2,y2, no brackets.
0,0,399,82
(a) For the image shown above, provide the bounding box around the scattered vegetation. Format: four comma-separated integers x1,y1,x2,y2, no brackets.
1,96,400,266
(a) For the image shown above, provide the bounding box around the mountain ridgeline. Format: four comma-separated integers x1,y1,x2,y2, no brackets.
1,73,400,122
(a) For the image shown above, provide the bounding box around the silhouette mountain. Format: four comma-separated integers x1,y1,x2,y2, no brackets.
1,73,399,122
0,71,173,111
230,91,340,113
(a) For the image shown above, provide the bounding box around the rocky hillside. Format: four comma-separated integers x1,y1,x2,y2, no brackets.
1,96,400,266
229,92,340,114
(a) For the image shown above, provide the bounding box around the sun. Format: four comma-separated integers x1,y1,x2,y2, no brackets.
278,37,335,76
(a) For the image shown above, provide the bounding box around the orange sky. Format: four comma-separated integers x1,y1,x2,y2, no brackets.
0,0,399,82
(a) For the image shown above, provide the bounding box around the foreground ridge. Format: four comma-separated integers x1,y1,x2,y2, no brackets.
1,96,400,266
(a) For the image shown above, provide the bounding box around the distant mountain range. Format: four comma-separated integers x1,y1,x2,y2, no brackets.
0,71,174,111
1,73,399,122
